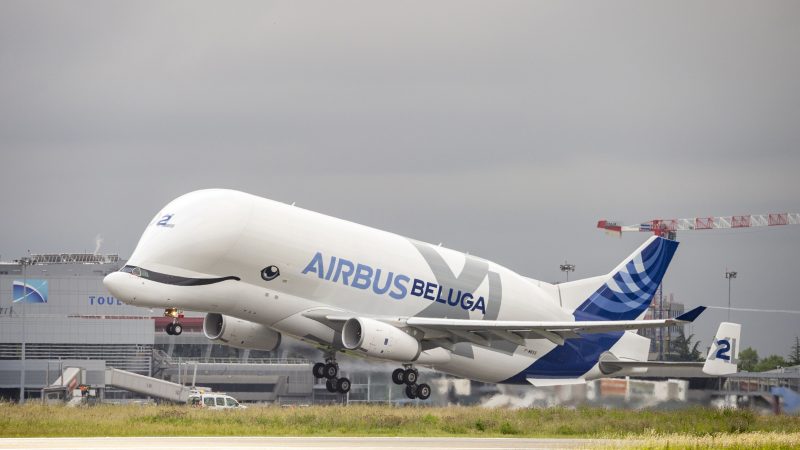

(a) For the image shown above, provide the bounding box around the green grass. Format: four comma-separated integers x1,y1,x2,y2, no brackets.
0,403,798,448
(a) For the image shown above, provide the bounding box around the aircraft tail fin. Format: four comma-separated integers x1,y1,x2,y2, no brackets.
703,322,741,376
561,236,679,321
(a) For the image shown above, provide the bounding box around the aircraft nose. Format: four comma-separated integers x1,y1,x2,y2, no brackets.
103,271,135,304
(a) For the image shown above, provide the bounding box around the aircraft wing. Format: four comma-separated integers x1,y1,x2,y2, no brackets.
401,306,705,346
311,306,705,347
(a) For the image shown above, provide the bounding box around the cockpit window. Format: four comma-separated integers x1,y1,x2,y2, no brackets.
119,265,239,286
122,265,149,278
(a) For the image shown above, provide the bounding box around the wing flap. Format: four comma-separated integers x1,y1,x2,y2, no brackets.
527,378,586,387
404,306,705,338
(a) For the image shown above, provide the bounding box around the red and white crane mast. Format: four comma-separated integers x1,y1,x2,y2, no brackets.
598,213,800,239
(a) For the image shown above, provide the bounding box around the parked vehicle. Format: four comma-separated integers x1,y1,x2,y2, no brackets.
188,392,246,409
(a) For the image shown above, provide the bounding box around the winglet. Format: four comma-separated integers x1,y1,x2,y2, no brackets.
675,306,706,322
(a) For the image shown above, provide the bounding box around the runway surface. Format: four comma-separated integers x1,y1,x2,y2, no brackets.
0,437,620,449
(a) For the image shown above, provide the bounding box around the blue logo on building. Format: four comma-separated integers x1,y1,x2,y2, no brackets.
13,279,48,303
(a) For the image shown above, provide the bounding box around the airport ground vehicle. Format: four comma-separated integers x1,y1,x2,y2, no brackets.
188,391,246,409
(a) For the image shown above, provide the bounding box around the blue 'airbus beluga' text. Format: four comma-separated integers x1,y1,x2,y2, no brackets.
301,252,486,314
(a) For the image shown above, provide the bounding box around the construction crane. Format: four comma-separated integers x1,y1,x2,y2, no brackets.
597,213,800,239
597,211,799,360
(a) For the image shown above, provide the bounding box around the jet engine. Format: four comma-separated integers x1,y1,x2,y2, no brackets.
203,313,281,351
341,317,421,362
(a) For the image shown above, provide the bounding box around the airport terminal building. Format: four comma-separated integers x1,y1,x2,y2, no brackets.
0,253,319,403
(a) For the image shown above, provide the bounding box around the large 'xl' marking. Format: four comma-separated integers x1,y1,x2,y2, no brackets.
410,240,505,358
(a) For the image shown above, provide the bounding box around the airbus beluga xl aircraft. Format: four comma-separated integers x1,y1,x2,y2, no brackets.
104,189,740,400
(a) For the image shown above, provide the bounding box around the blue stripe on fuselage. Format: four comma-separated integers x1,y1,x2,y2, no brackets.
501,331,623,384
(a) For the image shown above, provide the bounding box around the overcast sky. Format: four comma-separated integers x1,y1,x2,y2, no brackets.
1,1,798,358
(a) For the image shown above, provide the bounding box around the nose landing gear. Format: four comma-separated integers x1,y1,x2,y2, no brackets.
312,352,350,394
164,308,183,336
392,365,430,400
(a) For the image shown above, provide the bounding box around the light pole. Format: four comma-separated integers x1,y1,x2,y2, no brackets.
560,261,575,282
725,270,737,322
19,256,27,404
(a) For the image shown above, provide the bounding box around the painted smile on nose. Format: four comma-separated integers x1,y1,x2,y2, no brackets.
117,265,240,286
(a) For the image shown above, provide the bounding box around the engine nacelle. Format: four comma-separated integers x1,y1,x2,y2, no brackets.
341,317,421,362
203,313,281,351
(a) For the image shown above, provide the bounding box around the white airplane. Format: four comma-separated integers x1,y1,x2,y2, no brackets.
104,189,740,400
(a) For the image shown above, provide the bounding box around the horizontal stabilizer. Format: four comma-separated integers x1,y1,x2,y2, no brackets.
598,321,742,378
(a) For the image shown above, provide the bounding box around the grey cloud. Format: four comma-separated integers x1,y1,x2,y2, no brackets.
1,0,799,355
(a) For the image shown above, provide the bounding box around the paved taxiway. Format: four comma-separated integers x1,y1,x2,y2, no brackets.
0,437,621,449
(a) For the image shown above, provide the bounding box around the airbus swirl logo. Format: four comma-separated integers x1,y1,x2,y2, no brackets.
13,279,48,304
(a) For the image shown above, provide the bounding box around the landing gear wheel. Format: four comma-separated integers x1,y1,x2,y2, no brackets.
404,368,418,385
323,362,338,379
325,378,338,393
391,368,405,385
312,363,326,379
405,384,418,399
172,323,183,336
337,377,351,394
165,323,175,335
416,383,431,400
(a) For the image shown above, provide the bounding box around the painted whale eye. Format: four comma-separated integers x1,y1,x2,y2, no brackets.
261,265,280,281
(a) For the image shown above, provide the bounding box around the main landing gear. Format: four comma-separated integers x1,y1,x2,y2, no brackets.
312,353,351,394
392,365,431,400
164,308,183,336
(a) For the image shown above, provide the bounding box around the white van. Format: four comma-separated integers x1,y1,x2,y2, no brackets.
188,392,246,409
